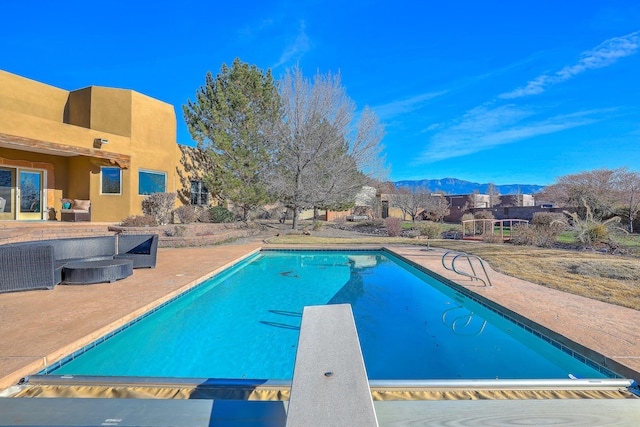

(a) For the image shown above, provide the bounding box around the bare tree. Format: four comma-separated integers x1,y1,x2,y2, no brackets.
425,194,450,222
540,168,619,219
514,185,523,207
487,183,501,207
613,168,640,233
269,66,387,229
391,186,431,222
468,190,486,208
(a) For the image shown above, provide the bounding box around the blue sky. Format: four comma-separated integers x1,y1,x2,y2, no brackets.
2,1,639,185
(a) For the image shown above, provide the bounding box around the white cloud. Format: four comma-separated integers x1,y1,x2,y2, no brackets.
500,31,640,99
238,19,276,38
273,21,312,68
416,105,604,163
373,90,448,119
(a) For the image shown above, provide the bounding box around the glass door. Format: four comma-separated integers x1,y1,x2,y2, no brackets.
17,170,44,220
0,167,15,220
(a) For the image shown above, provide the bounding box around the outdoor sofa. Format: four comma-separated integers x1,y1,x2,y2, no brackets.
0,234,158,293
115,234,159,269
60,199,91,222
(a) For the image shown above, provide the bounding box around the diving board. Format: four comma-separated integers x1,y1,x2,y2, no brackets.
286,304,378,427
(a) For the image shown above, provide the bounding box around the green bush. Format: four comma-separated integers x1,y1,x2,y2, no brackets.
120,214,158,227
141,192,176,225
210,205,236,223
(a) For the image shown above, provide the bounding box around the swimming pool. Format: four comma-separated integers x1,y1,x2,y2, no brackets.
47,250,610,380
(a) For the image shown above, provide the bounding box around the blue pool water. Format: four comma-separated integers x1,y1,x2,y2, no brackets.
50,250,608,380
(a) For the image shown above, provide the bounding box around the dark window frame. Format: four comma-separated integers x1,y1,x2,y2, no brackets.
190,180,209,206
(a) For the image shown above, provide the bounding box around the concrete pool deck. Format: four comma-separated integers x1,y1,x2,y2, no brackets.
0,241,639,390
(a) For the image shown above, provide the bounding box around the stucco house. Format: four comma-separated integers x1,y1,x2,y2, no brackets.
0,70,208,222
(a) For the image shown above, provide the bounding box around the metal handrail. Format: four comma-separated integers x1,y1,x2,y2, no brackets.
442,250,493,287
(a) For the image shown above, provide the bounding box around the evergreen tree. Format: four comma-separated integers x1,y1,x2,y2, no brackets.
183,58,281,221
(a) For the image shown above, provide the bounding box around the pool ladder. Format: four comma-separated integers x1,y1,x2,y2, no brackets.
441,250,493,287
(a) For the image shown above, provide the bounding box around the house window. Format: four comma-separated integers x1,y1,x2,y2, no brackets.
190,180,209,206
138,169,166,195
101,167,122,195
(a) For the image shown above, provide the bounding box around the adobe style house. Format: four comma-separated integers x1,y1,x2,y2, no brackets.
444,193,535,222
0,70,208,222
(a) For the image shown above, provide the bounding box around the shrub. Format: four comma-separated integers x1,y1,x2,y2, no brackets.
510,224,536,246
141,192,176,225
354,219,385,228
312,220,323,231
210,205,236,223
532,212,565,228
404,229,421,238
511,218,564,248
474,210,494,220
174,205,198,224
120,214,158,227
564,200,623,247
416,222,442,239
461,213,475,235
165,225,187,237
195,206,211,223
385,217,403,237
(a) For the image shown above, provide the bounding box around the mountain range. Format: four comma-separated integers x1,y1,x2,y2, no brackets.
394,178,545,195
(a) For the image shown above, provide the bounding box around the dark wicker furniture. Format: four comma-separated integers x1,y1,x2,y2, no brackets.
62,259,133,285
60,210,91,222
60,199,91,222
0,245,56,293
14,236,117,285
0,234,158,293
115,234,159,268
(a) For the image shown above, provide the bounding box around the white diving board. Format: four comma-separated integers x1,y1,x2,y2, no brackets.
286,303,378,427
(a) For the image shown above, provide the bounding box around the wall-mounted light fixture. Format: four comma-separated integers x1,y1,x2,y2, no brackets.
93,138,109,148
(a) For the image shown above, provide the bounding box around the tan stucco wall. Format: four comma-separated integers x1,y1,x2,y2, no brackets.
0,70,187,222
126,91,180,217
0,71,69,123
87,86,133,137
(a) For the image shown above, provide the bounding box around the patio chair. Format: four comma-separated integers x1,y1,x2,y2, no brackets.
61,199,91,222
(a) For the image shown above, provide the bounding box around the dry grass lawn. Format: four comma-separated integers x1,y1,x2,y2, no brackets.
266,235,640,311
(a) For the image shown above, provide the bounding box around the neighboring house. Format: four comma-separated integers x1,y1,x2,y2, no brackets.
0,70,209,222
325,186,391,221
